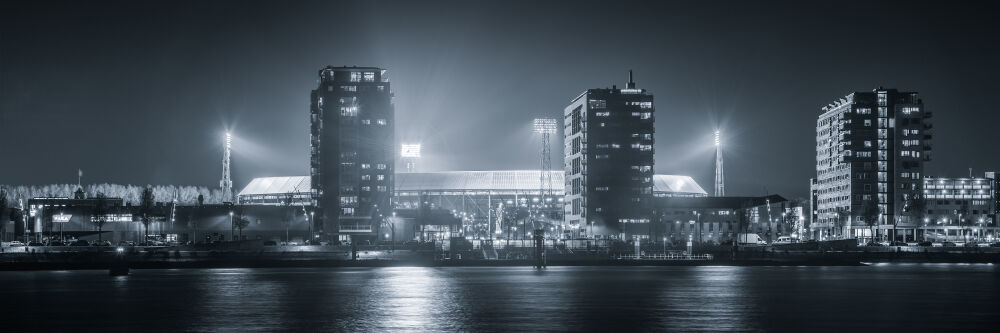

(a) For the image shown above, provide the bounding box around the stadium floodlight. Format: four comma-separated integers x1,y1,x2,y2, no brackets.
533,118,557,134
714,130,720,146
401,144,422,158
226,132,232,149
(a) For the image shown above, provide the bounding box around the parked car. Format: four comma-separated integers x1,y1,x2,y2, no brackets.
8,241,26,247
864,242,883,247
941,241,957,247
28,241,45,246
774,236,799,245
263,241,278,246
118,241,135,247
989,242,1000,248
889,241,907,246
47,241,65,246
93,241,112,247
963,242,980,247
70,240,90,246
917,241,933,247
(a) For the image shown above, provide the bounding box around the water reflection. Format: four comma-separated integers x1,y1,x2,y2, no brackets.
0,265,996,332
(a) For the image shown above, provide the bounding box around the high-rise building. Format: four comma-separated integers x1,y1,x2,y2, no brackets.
563,71,655,239
310,66,394,241
812,88,932,242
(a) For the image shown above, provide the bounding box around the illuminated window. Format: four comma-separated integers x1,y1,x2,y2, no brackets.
588,99,606,109
364,72,375,82
350,72,362,82
377,164,387,170
377,119,387,125
340,106,358,117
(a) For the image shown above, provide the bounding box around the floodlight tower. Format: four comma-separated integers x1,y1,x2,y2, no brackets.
533,118,557,206
401,144,421,173
220,132,234,203
714,130,725,197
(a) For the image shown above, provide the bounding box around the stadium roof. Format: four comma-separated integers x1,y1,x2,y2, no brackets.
396,170,564,192
652,175,708,196
238,171,706,196
238,176,310,196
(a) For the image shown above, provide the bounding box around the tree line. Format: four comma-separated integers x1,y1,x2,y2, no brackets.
0,184,227,206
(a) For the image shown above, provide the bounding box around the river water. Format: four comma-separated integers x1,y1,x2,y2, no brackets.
1,264,997,332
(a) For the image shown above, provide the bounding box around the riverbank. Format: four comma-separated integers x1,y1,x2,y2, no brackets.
3,247,997,271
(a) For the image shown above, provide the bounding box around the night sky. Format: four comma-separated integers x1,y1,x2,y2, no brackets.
2,0,999,199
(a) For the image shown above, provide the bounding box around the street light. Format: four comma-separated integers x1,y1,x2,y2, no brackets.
309,211,315,239
229,211,234,241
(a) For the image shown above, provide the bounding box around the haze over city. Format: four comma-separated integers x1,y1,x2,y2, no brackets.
4,0,1000,199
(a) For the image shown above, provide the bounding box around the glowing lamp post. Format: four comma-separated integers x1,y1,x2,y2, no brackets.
714,130,724,197
401,143,421,173
533,118,558,231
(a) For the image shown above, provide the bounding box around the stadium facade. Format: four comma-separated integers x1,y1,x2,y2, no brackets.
238,171,706,240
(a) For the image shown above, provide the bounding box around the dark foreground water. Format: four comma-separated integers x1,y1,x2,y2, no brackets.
1,264,997,332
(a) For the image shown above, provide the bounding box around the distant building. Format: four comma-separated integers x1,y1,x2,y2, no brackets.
564,71,655,239
653,195,787,244
812,88,932,242
920,174,998,242
310,66,394,242
23,196,129,242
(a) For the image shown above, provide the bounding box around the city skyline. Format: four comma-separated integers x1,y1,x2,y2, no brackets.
3,1,1000,200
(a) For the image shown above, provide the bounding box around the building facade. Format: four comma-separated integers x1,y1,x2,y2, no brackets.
564,72,655,239
310,66,395,241
653,195,787,245
812,88,932,242
920,174,998,242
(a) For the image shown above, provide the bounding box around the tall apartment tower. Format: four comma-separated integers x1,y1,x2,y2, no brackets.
564,71,655,239
310,66,394,241
813,88,932,241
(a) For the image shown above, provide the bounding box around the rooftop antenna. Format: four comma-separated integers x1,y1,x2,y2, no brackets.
626,70,636,89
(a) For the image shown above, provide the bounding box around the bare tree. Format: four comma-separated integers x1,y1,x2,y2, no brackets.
282,192,294,243
861,199,879,244
92,193,110,242
139,186,155,243
233,206,250,241
902,194,926,242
